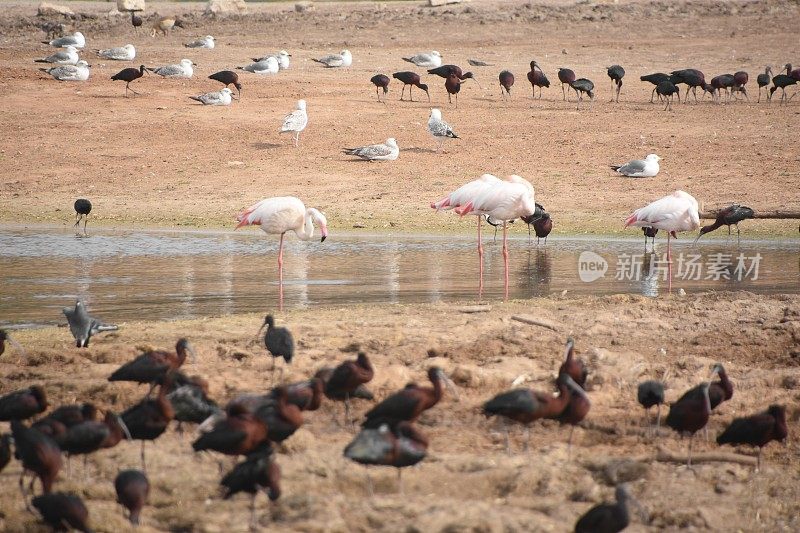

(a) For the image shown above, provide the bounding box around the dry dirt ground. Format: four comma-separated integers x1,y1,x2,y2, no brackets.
1,292,800,532
0,0,798,237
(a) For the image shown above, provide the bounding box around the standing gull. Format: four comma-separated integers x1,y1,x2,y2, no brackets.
343,138,399,161
147,59,194,79
40,60,90,82
189,88,233,106
185,35,215,49
44,31,86,48
611,154,660,178
63,300,118,348
35,45,79,65
402,51,442,68
311,49,352,68
238,57,279,76
95,44,135,61
280,100,308,147
427,109,458,152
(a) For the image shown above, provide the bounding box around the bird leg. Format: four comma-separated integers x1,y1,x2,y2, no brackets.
67,454,71,478
655,404,662,433
399,85,405,101
756,447,762,473
736,223,741,246
687,434,694,467
364,467,374,497
502,222,509,300
410,86,415,102
567,426,575,459
278,232,285,287
141,441,147,472
397,468,403,494
270,357,276,386
293,131,300,148
83,215,89,235
524,426,531,453
477,216,484,297
562,83,567,101
19,471,33,513
667,232,673,293
74,213,81,228
501,419,511,455
249,493,258,531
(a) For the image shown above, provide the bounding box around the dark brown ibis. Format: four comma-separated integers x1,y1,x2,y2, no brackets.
254,385,303,443
221,447,280,529
532,213,553,245
209,70,242,97
520,203,547,244
756,66,773,103
499,70,514,100
166,373,222,428
314,366,374,401
559,337,587,388
665,382,711,466
32,492,93,533
640,73,671,103
558,375,591,453
0,329,24,359
784,62,800,80
270,377,324,411
642,227,658,252
656,80,680,110
527,61,550,99
709,74,735,103
427,65,480,86
192,403,269,456
571,78,595,109
130,10,143,32
73,198,92,234
769,74,798,105
370,74,390,102
445,73,462,107
695,204,754,244
558,68,576,100
362,366,456,430
325,351,375,424
344,421,427,494
0,385,47,421
44,403,97,429
717,404,787,472
109,338,195,394
607,64,625,102
670,71,707,103
121,373,175,471
59,411,131,476
574,484,637,533
115,469,149,525
732,71,749,100
11,420,63,508
675,363,734,412
483,373,571,452
637,379,665,432
111,65,146,97
392,71,430,102
257,315,294,383
0,433,11,474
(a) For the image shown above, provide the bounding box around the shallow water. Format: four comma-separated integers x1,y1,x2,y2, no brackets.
0,226,797,328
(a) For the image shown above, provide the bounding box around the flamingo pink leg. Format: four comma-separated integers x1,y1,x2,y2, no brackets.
477,217,484,296
502,221,509,299
278,232,285,309
666,231,672,293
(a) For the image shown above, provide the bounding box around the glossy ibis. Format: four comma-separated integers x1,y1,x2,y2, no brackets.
109,338,195,394
325,352,375,424
637,379,665,432
73,198,92,233
403,51,442,68
607,65,625,102
62,300,118,348
0,385,48,421
427,65,480,86
59,411,131,476
559,337,587,388
558,68,576,100
732,71,749,100
611,153,661,178
392,70,431,102
709,74,736,103
344,421,428,493
110,65,146,97
314,367,374,401
257,377,324,411
665,382,711,466
784,62,800,80
362,366,456,429
11,420,63,506
0,329,25,359
221,447,280,528
311,49,352,68
257,315,294,383
655,80,680,110
571,78,594,109
445,73,462,106
483,373,571,452
559,375,591,453
370,74,390,102
42,403,96,430
769,74,798,104
32,492,92,533
642,227,658,252
717,404,787,472
130,11,143,33
167,377,222,428
675,363,733,415
121,373,175,470
640,72,671,103
695,204,754,244
193,403,269,456
280,99,308,147
115,469,149,525
532,213,553,244
209,70,242,98
343,138,400,161
527,61,550,98
574,484,635,533
756,66,772,102
519,202,547,243
670,71,707,103
428,108,459,152
0,433,11,473
499,70,514,100
254,386,303,443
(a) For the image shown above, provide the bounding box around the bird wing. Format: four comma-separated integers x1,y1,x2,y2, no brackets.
483,389,538,416
363,391,419,424
154,64,182,77
615,159,647,176
281,109,307,132
344,428,395,464
266,327,295,359
48,65,79,80
347,143,393,160
435,174,500,210
236,196,305,231
574,504,616,533
625,192,699,230
717,413,773,446
109,354,169,383
168,386,221,423
317,54,343,67
428,118,457,138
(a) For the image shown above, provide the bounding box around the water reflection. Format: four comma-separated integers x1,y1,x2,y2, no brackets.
0,227,797,328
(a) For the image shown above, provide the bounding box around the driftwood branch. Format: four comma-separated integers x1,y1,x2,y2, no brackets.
653,445,757,466
700,210,800,220
459,305,492,314
511,315,560,332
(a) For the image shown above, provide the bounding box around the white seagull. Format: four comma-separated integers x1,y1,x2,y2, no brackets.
95,44,136,61
311,49,352,68
280,99,308,147
35,45,79,65
189,87,233,106
40,60,91,81
147,59,195,78
343,138,399,161
611,154,661,177
185,35,215,49
238,57,279,75
427,108,459,152
44,31,86,48
253,50,291,70
403,51,443,68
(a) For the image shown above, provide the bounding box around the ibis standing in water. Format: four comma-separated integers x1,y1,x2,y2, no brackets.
324,352,375,424
716,404,787,472
695,204,754,244
370,74,390,102
258,315,294,383
531,213,552,244
499,70,514,100
558,68,576,100
392,71,430,102
607,64,625,102
74,198,92,234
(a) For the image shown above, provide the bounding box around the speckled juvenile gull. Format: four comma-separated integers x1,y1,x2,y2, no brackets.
185,35,215,49
40,60,90,81
238,56,279,75
402,51,442,68
343,138,399,161
44,31,85,48
311,49,352,68
35,45,79,65
427,108,459,152
611,153,661,178
95,44,135,61
189,87,233,106
280,99,308,147
147,59,194,78
253,50,291,70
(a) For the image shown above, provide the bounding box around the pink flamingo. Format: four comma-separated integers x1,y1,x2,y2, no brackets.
235,196,328,305
624,190,699,292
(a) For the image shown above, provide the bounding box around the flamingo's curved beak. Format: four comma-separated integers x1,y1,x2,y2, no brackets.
320,225,328,242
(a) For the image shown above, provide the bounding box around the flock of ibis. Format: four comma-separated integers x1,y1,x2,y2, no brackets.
0,319,789,531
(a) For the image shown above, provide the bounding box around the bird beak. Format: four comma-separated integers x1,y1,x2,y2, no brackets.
187,344,197,364
438,369,460,401
471,77,482,89
693,232,702,245
708,365,721,379
320,225,328,242
116,414,133,440
7,335,26,357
